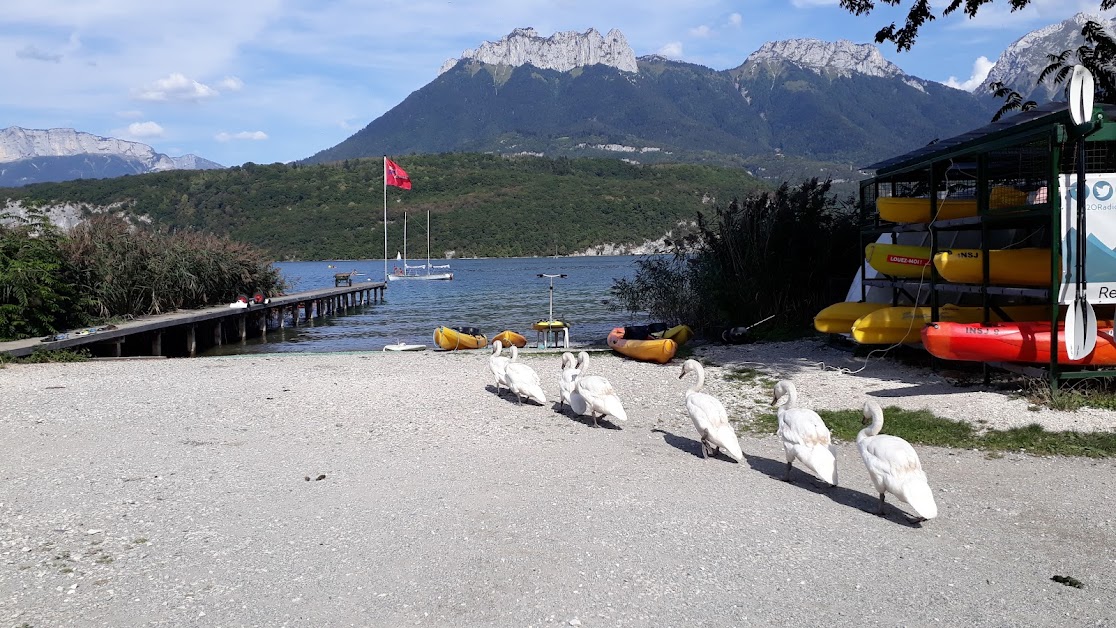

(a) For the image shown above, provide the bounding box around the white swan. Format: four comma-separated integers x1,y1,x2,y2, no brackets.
858,400,938,521
572,351,627,426
488,340,510,394
503,345,547,405
558,351,580,412
771,380,838,486
678,359,743,462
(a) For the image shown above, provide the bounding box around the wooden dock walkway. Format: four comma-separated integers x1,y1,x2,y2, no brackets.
0,282,386,359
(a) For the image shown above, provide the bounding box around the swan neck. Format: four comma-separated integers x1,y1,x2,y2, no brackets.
858,406,884,441
689,366,705,394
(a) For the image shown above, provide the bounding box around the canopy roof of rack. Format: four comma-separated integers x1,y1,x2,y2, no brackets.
865,102,1116,176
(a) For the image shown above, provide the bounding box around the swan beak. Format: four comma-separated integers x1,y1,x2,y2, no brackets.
678,372,685,380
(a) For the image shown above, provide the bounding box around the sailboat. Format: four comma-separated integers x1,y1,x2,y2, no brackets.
386,211,453,281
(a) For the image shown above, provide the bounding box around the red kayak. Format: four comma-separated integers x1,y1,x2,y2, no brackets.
921,321,1116,365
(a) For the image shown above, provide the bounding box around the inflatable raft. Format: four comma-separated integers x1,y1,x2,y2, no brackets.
933,248,1052,286
922,321,1116,365
433,326,488,351
607,327,677,364
492,330,527,348
865,243,931,278
850,304,1050,345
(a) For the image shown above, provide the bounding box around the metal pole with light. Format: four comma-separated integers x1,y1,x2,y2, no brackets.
537,273,568,347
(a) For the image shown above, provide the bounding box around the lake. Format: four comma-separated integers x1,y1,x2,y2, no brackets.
203,256,650,355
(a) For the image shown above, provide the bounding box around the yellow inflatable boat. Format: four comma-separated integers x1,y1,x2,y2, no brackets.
433,326,488,350
876,186,1028,224
814,301,890,334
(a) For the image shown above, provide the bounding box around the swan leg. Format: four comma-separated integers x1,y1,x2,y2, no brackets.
592,414,599,428
699,440,709,459
782,461,793,482
876,493,887,516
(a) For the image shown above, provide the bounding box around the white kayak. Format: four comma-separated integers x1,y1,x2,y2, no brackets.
383,342,427,352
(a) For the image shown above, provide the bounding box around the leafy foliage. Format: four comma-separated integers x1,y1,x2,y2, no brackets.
611,179,861,334
841,0,1116,52
992,18,1116,121
1,154,767,261
0,211,87,339
0,212,286,340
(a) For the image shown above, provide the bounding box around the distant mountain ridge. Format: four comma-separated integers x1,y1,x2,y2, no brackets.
438,27,638,75
978,12,1116,102
307,29,993,182
0,127,223,187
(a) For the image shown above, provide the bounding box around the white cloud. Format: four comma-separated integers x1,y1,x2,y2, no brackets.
945,56,994,91
127,121,165,138
689,25,712,38
219,76,244,91
728,13,742,27
658,41,683,58
133,73,219,102
215,130,268,142
15,45,62,63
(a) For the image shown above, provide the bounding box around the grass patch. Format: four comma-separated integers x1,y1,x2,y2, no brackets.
4,349,91,364
742,406,1116,457
1021,377,1116,411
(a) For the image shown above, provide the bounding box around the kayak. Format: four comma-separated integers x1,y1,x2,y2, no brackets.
850,304,1050,345
814,301,890,334
433,326,488,350
607,327,677,364
933,248,1052,286
876,186,1028,224
922,320,1116,365
492,330,528,348
383,342,427,351
864,242,931,278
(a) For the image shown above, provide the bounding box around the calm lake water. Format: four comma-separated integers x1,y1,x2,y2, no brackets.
203,256,650,355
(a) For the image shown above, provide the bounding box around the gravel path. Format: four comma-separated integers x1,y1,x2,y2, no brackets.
1,343,1114,627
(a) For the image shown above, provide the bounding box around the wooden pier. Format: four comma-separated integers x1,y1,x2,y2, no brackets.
0,282,386,359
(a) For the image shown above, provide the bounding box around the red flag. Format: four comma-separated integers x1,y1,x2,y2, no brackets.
385,157,412,190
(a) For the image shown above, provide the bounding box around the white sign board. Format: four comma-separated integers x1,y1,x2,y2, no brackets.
1059,172,1116,304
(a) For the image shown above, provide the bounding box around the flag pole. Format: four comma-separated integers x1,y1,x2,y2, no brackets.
383,155,388,282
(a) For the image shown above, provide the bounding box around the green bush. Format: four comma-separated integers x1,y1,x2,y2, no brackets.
611,179,860,335
0,212,88,339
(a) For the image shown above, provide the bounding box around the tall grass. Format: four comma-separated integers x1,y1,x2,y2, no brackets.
64,215,286,318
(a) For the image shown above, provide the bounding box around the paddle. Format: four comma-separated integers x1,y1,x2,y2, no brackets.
1065,65,1098,360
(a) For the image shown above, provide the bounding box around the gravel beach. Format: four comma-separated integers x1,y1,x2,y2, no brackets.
2,340,1115,627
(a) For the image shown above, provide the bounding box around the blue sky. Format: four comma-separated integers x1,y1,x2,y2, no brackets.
1,0,1109,167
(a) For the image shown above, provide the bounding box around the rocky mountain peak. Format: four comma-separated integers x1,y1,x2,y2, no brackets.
977,12,1116,101
745,38,904,79
438,27,638,75
0,126,171,167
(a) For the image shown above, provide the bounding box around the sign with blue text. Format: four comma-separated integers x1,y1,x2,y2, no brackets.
1060,172,1116,304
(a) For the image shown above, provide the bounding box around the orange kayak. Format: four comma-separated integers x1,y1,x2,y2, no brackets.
492,330,527,348
607,327,677,364
922,321,1116,365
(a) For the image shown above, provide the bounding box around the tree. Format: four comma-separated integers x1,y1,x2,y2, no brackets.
839,0,1116,52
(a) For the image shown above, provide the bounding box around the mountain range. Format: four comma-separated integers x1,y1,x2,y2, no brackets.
0,127,223,187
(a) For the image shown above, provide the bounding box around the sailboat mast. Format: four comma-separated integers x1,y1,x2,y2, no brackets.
427,211,432,275
403,213,408,270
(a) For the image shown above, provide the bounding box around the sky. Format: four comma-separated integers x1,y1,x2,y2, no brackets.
1,0,1111,167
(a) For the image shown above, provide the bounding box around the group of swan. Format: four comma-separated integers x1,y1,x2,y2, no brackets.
489,340,546,405
771,378,936,520
488,347,936,521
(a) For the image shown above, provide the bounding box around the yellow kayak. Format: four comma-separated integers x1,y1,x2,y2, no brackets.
492,330,527,348
877,186,1027,224
814,301,890,334
934,248,1052,287
865,242,931,278
850,304,1051,345
433,326,488,350
532,320,568,331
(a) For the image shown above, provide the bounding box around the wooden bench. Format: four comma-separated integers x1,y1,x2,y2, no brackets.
334,272,353,287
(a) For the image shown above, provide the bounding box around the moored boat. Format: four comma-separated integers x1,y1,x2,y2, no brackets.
922,320,1116,365
492,330,527,348
607,327,677,364
433,326,488,350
